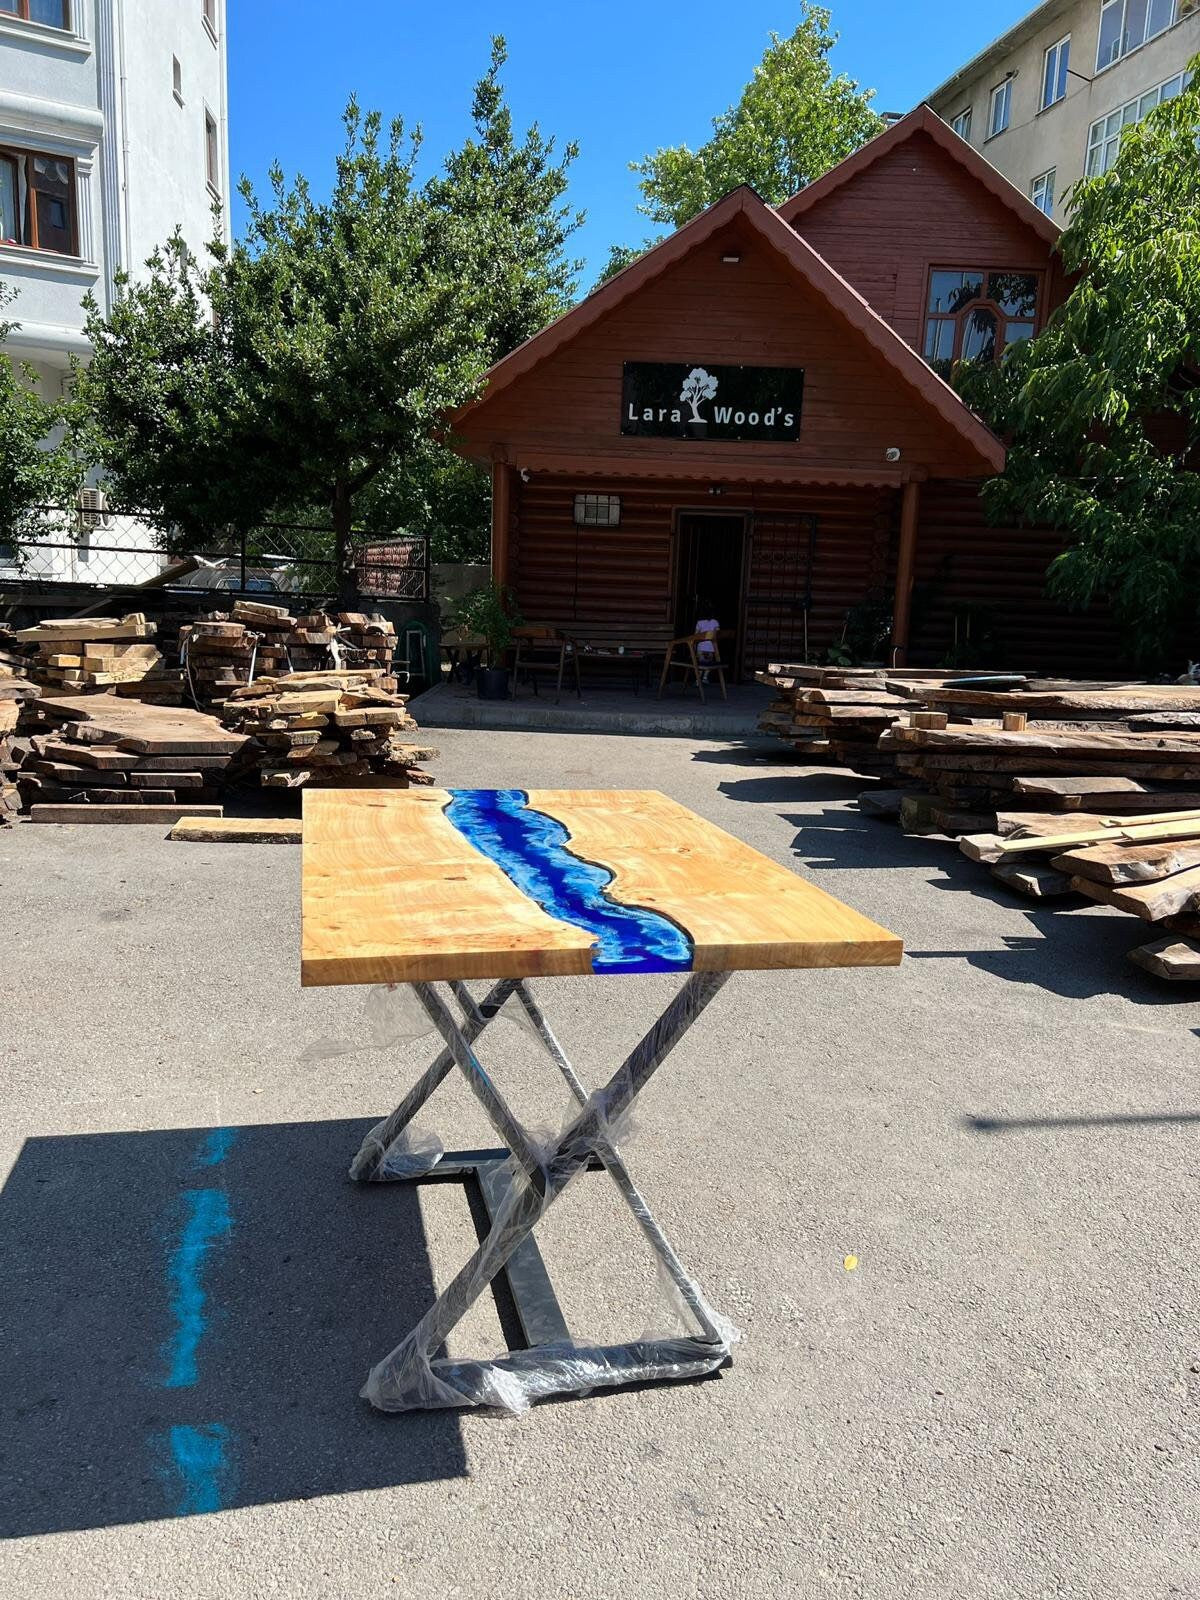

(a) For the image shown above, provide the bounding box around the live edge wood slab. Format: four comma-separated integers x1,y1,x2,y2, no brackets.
301,787,903,986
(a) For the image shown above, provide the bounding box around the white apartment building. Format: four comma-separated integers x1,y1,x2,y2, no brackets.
1,0,230,580
927,0,1199,221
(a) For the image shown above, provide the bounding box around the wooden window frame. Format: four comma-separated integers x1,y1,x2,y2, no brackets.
0,145,78,256
0,0,71,29
921,265,1045,369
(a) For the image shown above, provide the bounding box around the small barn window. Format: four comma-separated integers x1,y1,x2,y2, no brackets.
574,494,621,528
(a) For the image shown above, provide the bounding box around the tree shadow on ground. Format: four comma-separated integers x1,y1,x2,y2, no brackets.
0,1119,469,1536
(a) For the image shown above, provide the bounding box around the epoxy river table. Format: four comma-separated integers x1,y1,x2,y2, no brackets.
301,787,902,1413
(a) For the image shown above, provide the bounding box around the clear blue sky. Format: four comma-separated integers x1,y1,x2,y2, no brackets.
228,1,1030,286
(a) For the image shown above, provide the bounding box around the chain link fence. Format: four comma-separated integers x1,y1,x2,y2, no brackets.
0,508,430,604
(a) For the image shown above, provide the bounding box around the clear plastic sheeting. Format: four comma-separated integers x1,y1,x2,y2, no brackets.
361,1084,737,1415
300,983,436,1064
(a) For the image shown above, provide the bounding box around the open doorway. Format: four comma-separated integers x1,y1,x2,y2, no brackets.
674,512,747,678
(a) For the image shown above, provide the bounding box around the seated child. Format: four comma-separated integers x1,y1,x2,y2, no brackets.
694,600,719,678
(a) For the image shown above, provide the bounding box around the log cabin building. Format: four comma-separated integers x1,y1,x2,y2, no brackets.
449,105,1116,676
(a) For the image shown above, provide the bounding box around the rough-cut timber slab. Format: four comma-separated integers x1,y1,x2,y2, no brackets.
1013,776,1148,798
991,860,1076,898
1070,868,1200,921
38,695,248,756
1053,839,1200,887
959,832,1007,864
857,788,906,817
170,816,301,843
920,686,1200,713
884,726,1200,760
31,804,223,824
1128,936,1200,980
302,788,902,986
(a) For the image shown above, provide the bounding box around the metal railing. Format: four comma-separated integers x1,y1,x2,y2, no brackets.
0,509,430,604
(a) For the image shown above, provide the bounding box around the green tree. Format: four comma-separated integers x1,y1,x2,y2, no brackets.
608,5,881,258
0,285,85,549
955,70,1200,667
366,36,585,564
82,101,487,594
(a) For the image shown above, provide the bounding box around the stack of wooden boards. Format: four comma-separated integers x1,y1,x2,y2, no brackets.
0,667,37,824
853,680,1200,982
219,670,435,789
179,601,398,707
15,694,247,821
755,664,1010,775
8,613,165,691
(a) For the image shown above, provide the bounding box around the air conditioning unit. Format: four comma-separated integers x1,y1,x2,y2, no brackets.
77,488,111,530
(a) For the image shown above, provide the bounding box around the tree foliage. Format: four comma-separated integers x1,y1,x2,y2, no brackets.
624,6,882,234
82,41,583,578
955,70,1200,666
0,285,85,546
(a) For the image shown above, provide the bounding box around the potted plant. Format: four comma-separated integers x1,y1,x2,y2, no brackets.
452,582,521,700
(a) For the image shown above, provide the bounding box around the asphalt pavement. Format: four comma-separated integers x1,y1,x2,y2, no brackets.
1,727,1197,1599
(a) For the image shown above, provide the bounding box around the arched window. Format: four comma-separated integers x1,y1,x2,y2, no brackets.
922,268,1040,374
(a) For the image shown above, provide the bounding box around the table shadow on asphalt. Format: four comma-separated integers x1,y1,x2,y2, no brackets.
0,1119,470,1536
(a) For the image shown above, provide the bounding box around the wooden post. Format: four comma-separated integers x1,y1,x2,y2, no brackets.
891,479,921,668
491,461,513,591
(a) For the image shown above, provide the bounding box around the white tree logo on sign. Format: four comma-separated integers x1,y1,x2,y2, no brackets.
679,367,719,425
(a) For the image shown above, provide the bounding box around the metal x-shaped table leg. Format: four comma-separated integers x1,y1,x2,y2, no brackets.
350,970,734,1413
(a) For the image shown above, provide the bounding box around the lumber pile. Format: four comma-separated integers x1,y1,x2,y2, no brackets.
220,671,435,789
8,612,165,691
0,671,37,824
16,693,248,820
179,602,398,708
755,665,1020,775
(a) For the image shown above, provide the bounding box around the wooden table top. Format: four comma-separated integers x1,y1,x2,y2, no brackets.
301,787,902,987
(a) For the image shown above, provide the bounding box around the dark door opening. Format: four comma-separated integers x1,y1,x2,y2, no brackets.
674,513,747,677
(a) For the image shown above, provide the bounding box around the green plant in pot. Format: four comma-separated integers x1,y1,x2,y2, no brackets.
452,582,521,700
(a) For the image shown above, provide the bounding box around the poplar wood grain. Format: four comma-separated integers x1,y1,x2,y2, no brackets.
302,787,902,986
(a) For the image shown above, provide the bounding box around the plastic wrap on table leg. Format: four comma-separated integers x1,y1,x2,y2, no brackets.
301,982,435,1064
353,1122,444,1182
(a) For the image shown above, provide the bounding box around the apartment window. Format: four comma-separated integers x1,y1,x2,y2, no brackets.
1041,35,1070,108
1030,168,1056,216
202,0,217,38
1086,70,1192,173
923,268,1040,370
951,107,973,141
0,0,71,28
1097,0,1179,70
204,111,219,195
988,79,1013,137
173,56,183,104
0,147,76,255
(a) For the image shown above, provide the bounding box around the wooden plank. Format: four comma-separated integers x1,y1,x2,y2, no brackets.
1052,840,1200,887
998,819,1200,855
1128,937,1200,980
301,788,903,986
921,686,1200,713
1012,776,1148,799
31,804,223,824
991,860,1076,898
170,816,301,843
1069,867,1200,921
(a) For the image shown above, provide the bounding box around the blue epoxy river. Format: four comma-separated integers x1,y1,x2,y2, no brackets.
444,788,693,975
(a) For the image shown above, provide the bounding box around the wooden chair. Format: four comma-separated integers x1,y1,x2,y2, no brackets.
511,625,582,705
657,630,728,704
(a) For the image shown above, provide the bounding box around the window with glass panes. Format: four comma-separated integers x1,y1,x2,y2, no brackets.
951,107,972,141
923,269,1040,370
1097,0,1179,70
1030,170,1055,217
0,0,70,27
1086,70,1192,174
1041,36,1070,108
988,80,1012,137
0,147,76,254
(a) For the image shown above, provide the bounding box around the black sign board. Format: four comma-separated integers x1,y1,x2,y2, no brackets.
621,361,804,442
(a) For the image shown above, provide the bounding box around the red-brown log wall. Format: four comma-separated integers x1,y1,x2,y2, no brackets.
511,475,893,673
906,482,1121,673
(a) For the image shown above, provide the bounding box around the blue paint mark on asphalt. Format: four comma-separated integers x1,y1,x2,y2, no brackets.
163,1188,232,1389
163,1423,232,1515
444,788,693,975
196,1127,237,1168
